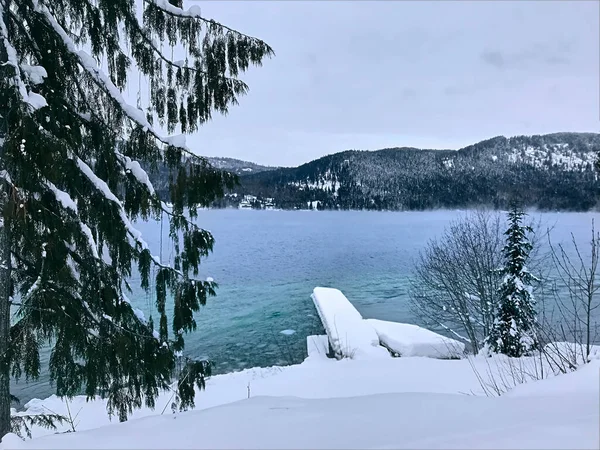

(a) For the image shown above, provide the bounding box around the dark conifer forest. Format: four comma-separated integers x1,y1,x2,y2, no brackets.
152,132,600,211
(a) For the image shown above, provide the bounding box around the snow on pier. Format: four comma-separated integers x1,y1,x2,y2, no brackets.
311,287,465,360
311,287,389,359
366,319,465,358
306,335,330,360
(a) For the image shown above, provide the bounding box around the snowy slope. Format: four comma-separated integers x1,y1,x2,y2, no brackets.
4,361,599,449
7,353,600,446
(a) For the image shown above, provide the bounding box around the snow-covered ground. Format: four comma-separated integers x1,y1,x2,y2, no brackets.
3,350,598,449
3,288,598,449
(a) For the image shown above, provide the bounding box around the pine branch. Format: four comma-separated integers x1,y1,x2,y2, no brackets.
38,132,204,289
0,2,44,110
74,156,147,246
127,16,250,86
40,173,102,259
116,152,157,196
11,412,65,439
4,0,271,426
6,8,42,59
33,2,197,156
144,0,274,48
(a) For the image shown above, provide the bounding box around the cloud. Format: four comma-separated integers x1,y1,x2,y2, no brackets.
480,42,572,70
545,55,570,65
481,50,505,69
401,88,417,99
185,1,597,166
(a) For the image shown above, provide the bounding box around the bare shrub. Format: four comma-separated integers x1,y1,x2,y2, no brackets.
537,220,600,372
465,220,600,396
549,220,600,361
410,210,549,354
466,353,547,397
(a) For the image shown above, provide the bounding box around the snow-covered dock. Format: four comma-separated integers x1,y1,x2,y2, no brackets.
310,287,465,360
311,287,389,359
366,319,465,358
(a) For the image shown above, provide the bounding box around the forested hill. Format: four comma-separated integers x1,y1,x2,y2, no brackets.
226,132,600,211
205,157,277,175
148,132,600,211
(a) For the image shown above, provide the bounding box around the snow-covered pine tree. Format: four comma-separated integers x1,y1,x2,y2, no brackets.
485,205,539,357
0,0,272,439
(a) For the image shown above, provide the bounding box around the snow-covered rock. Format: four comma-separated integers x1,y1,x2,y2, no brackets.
366,319,465,359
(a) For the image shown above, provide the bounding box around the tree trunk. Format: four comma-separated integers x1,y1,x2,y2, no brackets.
0,2,12,438
0,197,11,441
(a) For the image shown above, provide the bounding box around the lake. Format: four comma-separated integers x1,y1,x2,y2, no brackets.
11,209,600,404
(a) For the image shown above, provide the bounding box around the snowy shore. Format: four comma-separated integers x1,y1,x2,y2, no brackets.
3,288,599,449
1,347,598,449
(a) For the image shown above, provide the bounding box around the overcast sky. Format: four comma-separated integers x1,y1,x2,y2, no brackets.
185,1,599,167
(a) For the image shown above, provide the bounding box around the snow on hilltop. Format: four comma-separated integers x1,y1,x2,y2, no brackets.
205,156,277,176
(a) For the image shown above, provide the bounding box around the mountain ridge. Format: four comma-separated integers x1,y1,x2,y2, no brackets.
205,156,278,175
220,132,600,211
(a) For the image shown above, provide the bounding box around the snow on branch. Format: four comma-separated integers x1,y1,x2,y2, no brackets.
145,0,258,38
33,1,193,154
146,0,204,18
74,156,183,277
42,179,103,260
116,152,156,196
0,4,47,110
20,63,47,85
74,156,144,242
436,322,472,345
44,180,78,213
79,223,100,260
17,243,48,310
0,169,12,185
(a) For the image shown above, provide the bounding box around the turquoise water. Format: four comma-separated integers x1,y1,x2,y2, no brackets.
12,210,599,403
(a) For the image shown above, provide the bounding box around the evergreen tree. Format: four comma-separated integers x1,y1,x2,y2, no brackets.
485,205,539,357
0,0,272,439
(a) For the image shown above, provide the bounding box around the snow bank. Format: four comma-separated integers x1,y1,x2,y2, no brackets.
543,341,600,364
311,287,388,359
366,319,465,359
7,352,600,448
15,355,489,441
7,363,599,449
507,359,600,398
306,335,329,360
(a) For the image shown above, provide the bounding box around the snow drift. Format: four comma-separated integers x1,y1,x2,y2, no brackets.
4,361,599,449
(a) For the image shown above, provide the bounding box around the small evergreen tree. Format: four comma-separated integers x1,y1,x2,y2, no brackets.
0,0,272,439
485,205,539,357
